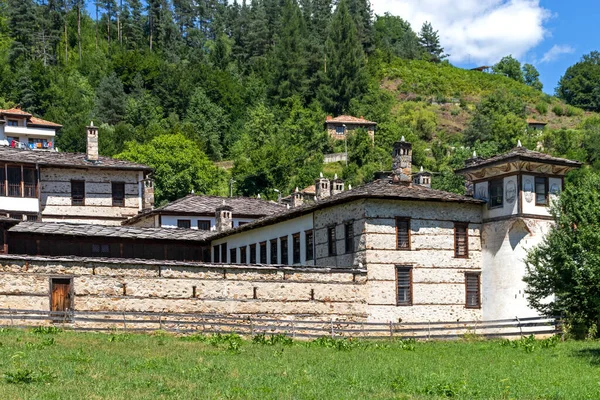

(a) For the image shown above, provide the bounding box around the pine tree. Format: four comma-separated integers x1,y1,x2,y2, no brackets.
418,21,446,63
347,0,373,53
246,0,270,70
269,0,307,103
318,0,366,114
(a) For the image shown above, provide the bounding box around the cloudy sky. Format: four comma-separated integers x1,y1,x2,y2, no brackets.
370,0,597,94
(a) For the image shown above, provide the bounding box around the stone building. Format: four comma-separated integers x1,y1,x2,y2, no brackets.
456,145,581,320
0,123,154,225
325,115,376,142
0,139,582,326
122,194,286,230
0,107,61,150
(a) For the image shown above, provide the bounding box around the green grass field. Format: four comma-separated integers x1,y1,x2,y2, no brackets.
0,328,599,399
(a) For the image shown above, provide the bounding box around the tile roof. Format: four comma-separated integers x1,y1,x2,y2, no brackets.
122,194,287,225
1,108,32,117
28,116,63,128
9,221,213,242
0,146,152,171
456,146,583,173
326,115,377,125
209,179,484,241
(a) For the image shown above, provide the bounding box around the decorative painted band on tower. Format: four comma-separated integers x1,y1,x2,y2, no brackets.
392,137,412,183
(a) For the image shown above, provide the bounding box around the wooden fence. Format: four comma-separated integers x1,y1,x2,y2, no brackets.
0,308,560,340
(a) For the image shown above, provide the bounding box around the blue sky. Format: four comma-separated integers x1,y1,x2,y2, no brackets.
372,0,598,95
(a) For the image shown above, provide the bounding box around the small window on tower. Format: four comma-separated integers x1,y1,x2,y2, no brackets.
335,126,344,135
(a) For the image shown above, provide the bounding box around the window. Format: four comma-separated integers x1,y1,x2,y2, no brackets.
177,219,191,229
292,233,301,264
489,179,503,208
454,223,469,258
7,166,21,197
92,244,110,257
9,213,23,220
270,239,278,264
213,245,220,263
112,182,125,206
221,243,227,263
280,236,288,265
344,222,354,253
23,168,36,198
7,120,18,127
305,230,314,261
335,126,345,135
0,165,5,196
396,266,412,306
197,220,211,231
240,246,247,264
535,176,548,206
249,244,257,264
465,272,481,308
230,248,237,264
238,221,248,226
260,242,267,264
25,214,38,222
396,218,410,250
71,180,85,206
327,226,336,256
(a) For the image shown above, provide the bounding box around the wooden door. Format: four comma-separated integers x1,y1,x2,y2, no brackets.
51,278,72,312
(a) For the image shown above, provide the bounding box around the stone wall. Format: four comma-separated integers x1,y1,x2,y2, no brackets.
0,256,367,322
363,199,483,322
40,168,143,225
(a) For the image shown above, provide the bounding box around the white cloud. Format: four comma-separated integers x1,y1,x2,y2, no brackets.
371,0,551,65
541,44,575,63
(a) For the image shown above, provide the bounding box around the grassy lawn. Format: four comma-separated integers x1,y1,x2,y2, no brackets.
0,328,599,399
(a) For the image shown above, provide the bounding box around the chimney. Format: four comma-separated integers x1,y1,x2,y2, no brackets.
392,137,412,183
86,121,99,161
291,187,304,208
326,115,333,121
412,166,432,188
215,204,233,232
142,178,155,210
330,174,344,196
315,172,331,200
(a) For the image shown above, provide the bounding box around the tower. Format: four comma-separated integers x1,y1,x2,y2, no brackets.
392,137,412,183
86,122,99,162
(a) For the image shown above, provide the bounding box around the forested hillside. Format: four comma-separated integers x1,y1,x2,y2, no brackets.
0,0,598,204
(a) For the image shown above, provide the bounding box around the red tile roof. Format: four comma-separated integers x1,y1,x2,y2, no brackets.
28,116,63,128
1,108,32,117
325,115,377,125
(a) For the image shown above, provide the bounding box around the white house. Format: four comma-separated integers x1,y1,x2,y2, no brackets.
0,108,61,150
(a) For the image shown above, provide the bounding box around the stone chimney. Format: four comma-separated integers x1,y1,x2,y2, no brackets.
86,121,99,162
392,137,412,183
215,204,233,233
315,173,330,200
330,174,344,196
413,166,432,188
291,187,304,208
142,178,155,210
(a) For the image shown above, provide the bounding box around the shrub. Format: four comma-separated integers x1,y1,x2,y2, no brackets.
535,102,548,115
30,326,62,335
566,105,584,117
252,333,293,346
4,368,55,384
552,105,565,116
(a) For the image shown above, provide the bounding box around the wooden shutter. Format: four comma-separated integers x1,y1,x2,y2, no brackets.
396,266,412,306
465,273,481,308
454,223,469,258
396,218,410,250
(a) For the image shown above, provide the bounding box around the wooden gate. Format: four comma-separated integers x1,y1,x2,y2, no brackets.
50,278,72,321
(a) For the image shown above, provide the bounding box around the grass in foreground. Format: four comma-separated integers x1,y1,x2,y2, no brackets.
0,328,599,399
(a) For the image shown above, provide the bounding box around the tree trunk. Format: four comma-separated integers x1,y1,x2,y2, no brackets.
78,3,82,62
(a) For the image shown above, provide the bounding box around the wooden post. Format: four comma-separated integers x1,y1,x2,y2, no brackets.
389,321,393,339
330,318,334,338
122,312,127,330
516,316,522,337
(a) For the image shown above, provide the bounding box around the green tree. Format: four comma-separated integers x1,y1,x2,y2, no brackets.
418,21,446,63
318,0,366,114
464,90,527,152
116,133,227,203
524,170,600,336
557,51,600,111
522,63,542,91
493,55,524,83
374,13,420,61
269,0,308,103
184,87,229,160
94,72,126,125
